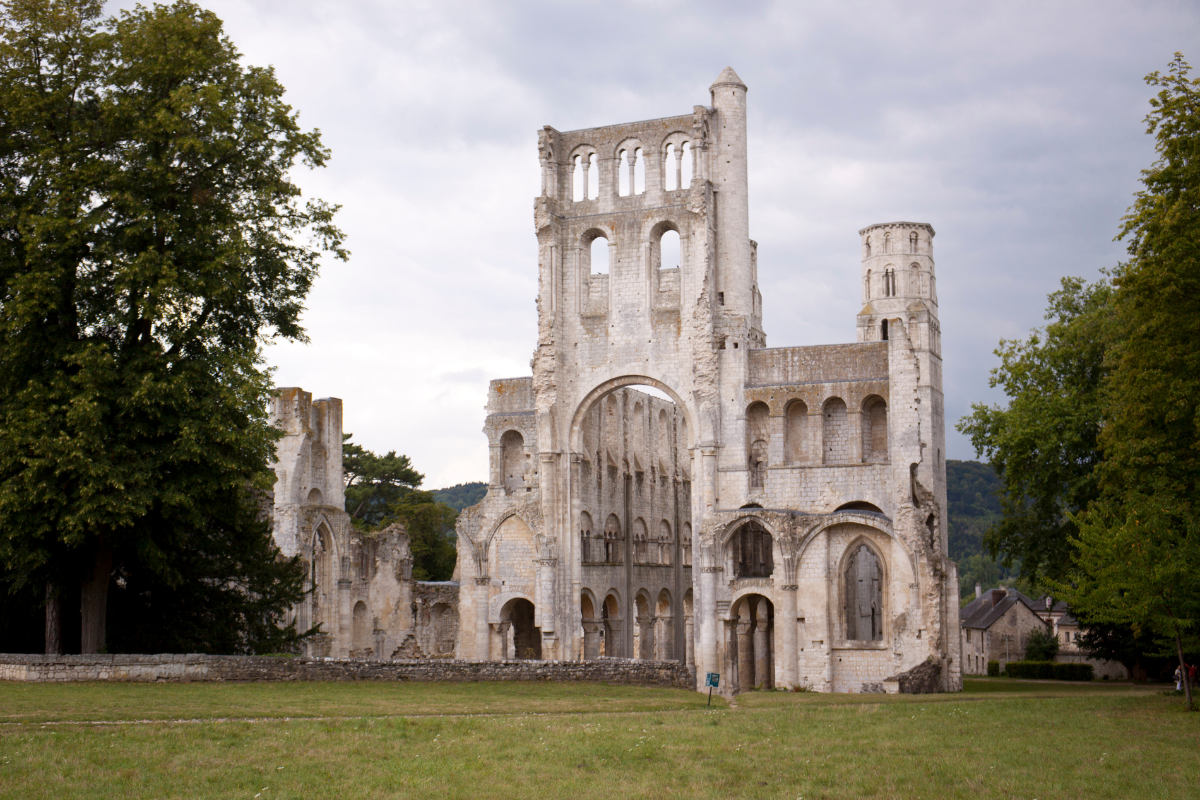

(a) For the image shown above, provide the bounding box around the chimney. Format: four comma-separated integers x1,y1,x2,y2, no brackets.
975,583,981,599
990,589,1007,607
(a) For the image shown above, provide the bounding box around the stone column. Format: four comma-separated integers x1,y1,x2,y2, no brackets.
685,613,695,667
737,616,753,693
475,577,491,661
489,622,510,661
606,620,622,658
639,616,655,660
582,621,600,660
699,566,719,684
780,585,799,689
754,617,769,689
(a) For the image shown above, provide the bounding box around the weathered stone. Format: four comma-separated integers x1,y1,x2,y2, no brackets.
888,658,942,694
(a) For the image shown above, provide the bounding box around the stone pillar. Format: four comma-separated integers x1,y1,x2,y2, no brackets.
475,578,491,661
582,621,600,660
754,618,769,689
489,622,510,661
737,617,753,693
606,620,622,658
699,566,719,684
639,616,655,660
780,586,798,689
685,613,695,667
337,577,352,658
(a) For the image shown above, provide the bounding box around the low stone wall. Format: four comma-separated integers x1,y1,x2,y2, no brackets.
0,654,693,688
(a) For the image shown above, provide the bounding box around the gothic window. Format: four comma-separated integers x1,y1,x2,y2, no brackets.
844,543,883,641
604,514,623,563
746,402,769,488
580,511,594,563
861,396,888,462
501,430,525,495
659,520,673,565
732,521,773,578
785,400,807,464
633,518,649,564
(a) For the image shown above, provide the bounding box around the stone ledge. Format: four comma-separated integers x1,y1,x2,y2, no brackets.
0,654,693,688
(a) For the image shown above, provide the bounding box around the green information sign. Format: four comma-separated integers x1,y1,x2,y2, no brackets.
705,672,720,688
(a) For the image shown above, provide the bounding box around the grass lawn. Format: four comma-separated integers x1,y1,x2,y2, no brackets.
0,677,1195,799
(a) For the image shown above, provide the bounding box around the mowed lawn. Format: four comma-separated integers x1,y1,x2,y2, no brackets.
0,678,1195,799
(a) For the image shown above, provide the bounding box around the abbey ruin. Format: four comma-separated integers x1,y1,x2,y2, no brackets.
268,68,962,693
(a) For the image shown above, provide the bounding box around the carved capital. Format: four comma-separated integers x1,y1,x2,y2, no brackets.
701,566,724,573
474,576,492,586
780,584,799,591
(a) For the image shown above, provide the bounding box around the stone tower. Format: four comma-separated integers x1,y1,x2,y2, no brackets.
455,69,962,694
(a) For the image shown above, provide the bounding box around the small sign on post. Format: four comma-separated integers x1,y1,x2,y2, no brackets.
705,672,719,705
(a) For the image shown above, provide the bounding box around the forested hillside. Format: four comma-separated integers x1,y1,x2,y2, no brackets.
946,459,1023,599
433,482,488,512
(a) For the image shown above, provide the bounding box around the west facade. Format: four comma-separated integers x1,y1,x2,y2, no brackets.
455,68,963,693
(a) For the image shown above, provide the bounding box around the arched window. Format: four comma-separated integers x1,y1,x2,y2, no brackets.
572,155,584,202
884,267,896,297
822,397,849,465
590,235,609,274
864,269,872,301
910,263,921,297
633,518,649,564
909,231,919,252
580,511,594,563
664,143,678,191
844,544,883,641
680,142,693,189
862,396,888,461
883,231,891,253
732,521,773,578
352,600,370,651
501,430,525,495
658,520,673,565
746,402,769,488
864,236,872,258
785,400,807,464
634,147,645,194
604,513,623,563
660,229,680,270
587,153,598,200
682,522,693,566
618,149,631,196
881,319,889,341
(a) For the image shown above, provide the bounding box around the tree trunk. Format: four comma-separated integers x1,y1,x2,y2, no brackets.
44,582,62,655
80,538,113,654
1175,627,1192,711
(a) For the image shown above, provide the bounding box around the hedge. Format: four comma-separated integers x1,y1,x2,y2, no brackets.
1002,661,1093,681
987,660,1000,677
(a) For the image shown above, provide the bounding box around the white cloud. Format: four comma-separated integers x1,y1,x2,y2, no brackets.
111,0,1200,485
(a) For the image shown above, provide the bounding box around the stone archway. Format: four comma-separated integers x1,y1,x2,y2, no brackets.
732,593,774,692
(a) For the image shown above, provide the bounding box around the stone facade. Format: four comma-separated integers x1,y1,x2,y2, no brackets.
960,588,1049,673
268,388,459,660
0,653,690,688
455,67,962,694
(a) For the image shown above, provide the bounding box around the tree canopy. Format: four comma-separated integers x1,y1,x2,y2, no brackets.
0,0,345,654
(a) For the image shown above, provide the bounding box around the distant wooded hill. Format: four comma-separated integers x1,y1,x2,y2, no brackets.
432,482,488,512
432,465,1014,599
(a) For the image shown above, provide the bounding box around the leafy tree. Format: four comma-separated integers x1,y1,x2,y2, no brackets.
0,0,345,653
957,277,1112,585
343,433,422,527
1054,54,1200,708
1024,628,1060,662
387,490,458,581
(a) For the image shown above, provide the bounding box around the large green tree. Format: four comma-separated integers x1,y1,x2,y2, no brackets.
1060,53,1200,708
0,0,345,653
957,276,1112,585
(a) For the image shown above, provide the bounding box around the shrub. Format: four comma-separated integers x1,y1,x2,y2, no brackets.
987,660,1000,677
1003,661,1093,681
1025,628,1060,662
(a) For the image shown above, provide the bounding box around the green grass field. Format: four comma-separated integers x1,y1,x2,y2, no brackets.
0,678,1195,799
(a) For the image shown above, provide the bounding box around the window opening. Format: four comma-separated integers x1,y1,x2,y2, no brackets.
844,543,883,641
618,150,630,196
680,142,693,189
660,229,680,271
881,319,888,340
733,521,773,578
634,147,645,194
572,155,583,202
590,236,609,275
587,154,598,200
664,143,678,191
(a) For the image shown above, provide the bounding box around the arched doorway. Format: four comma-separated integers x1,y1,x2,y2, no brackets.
580,593,600,659
352,600,370,652
655,589,673,661
601,593,622,657
635,590,654,659
500,598,541,660
732,594,774,692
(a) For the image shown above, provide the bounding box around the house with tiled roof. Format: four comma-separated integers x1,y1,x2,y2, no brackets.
960,586,1049,675
1032,597,1129,680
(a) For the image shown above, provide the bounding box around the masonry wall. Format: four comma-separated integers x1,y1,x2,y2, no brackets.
0,654,692,688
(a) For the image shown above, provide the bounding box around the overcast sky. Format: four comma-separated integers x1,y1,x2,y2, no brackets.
115,0,1199,488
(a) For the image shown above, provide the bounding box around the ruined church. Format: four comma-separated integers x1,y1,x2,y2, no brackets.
453,67,962,693
266,68,962,694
